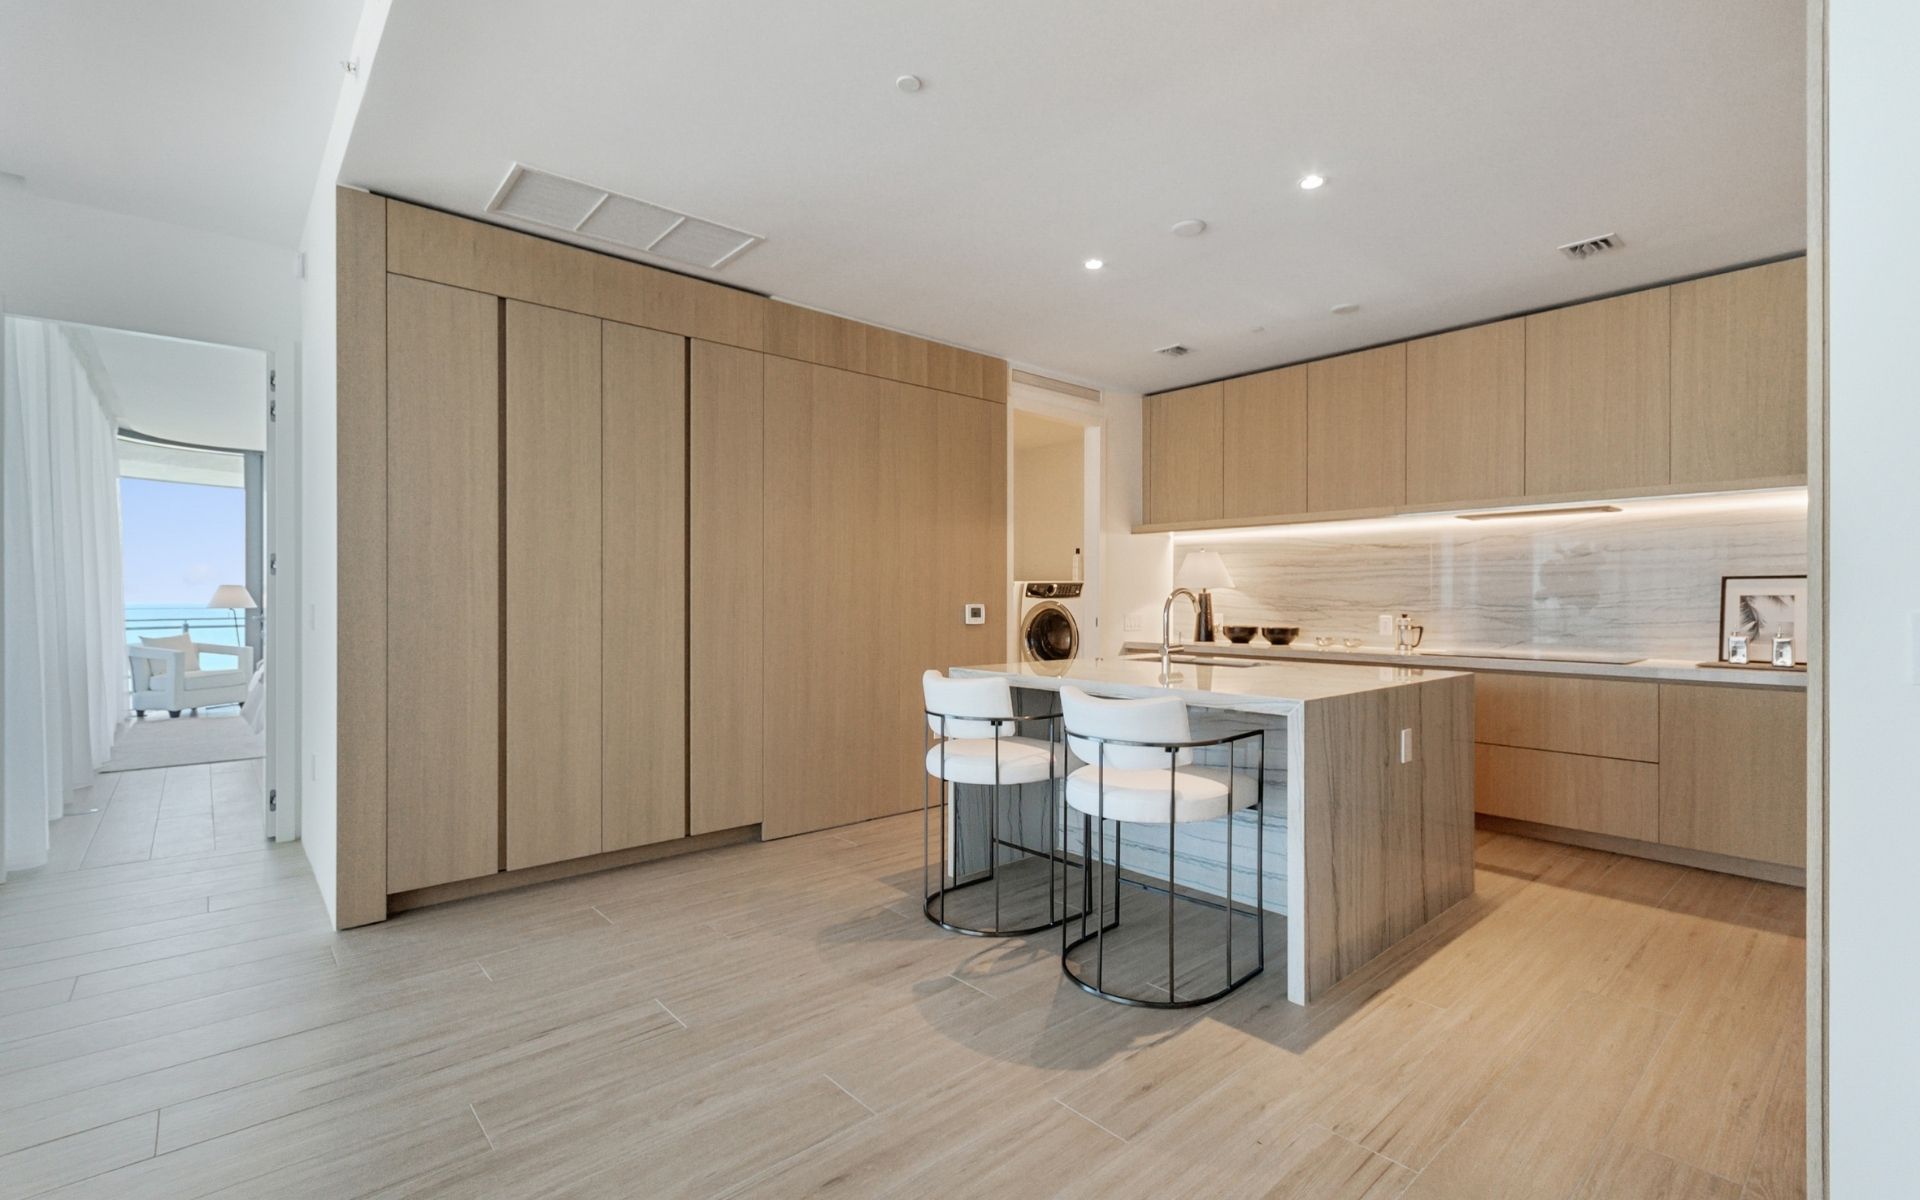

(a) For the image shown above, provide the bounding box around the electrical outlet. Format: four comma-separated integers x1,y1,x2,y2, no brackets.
1399,728,1415,764
1125,614,1142,632
1378,613,1394,635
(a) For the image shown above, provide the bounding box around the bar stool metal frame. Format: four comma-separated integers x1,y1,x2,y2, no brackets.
922,706,1083,937
1060,724,1266,1008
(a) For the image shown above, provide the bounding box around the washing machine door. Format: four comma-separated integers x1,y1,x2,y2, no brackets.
1023,603,1079,662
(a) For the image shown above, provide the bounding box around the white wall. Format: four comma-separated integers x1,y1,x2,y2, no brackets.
1012,438,1084,581
1826,1,1920,1191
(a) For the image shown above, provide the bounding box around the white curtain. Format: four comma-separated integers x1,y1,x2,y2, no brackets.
2,317,127,880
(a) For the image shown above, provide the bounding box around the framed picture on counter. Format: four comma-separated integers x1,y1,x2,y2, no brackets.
1718,574,1809,665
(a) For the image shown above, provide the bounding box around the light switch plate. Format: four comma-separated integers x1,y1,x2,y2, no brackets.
1399,728,1414,764
1378,613,1394,635
963,603,986,625
1125,614,1142,632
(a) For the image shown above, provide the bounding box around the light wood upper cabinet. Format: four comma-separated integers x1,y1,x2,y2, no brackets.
385,276,501,893
1307,344,1406,512
1143,382,1224,525
1669,259,1808,486
1524,289,1671,495
689,340,763,837
1658,685,1807,867
1223,366,1308,517
1406,319,1525,505
602,322,689,852
505,301,604,872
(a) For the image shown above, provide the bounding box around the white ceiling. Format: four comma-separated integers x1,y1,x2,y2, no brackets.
80,324,269,451
0,0,363,247
342,0,1806,393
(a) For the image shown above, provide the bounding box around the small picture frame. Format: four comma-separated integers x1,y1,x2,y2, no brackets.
1719,575,1809,666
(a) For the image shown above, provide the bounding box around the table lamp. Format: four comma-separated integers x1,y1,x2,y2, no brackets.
1175,550,1235,642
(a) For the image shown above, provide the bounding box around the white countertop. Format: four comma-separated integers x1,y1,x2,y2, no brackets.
951,656,1466,711
1118,641,1808,690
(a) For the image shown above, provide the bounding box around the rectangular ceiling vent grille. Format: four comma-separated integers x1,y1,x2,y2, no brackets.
487,163,763,271
1155,344,1191,357
1557,233,1619,261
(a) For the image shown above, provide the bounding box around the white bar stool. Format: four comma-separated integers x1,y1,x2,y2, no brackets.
1059,685,1266,1007
922,670,1076,936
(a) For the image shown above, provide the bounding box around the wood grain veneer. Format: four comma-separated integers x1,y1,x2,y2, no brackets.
1142,382,1224,525
1405,317,1526,504
763,300,1005,403
1669,258,1809,486
1307,344,1407,512
1475,673,1660,762
335,187,389,928
601,321,688,852
1475,743,1661,842
1525,288,1671,495
504,301,604,870
1222,366,1308,517
689,340,764,835
384,275,502,893
1658,684,1807,867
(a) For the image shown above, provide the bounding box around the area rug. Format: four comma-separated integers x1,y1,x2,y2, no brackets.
101,715,265,772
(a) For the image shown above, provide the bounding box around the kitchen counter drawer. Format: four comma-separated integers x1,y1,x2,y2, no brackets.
1475,744,1660,842
1659,685,1807,868
1475,673,1660,762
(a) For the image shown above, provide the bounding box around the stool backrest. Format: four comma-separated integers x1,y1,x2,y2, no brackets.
922,670,1016,740
1060,686,1193,769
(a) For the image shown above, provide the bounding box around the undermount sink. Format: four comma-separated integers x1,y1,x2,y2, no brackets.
1125,652,1257,668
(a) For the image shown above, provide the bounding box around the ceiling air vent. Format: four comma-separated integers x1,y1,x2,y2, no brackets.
1155,344,1191,357
487,163,764,271
1557,233,1619,261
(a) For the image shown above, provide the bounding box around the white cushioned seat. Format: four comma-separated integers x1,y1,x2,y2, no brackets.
1065,764,1258,824
183,668,248,692
925,736,1066,786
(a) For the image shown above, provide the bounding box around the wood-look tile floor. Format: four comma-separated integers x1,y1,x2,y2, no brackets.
0,793,1806,1199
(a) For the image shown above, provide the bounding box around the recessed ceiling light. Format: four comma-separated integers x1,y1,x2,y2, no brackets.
895,74,923,93
1170,219,1207,238
1330,302,1359,314
1299,173,1326,190
1084,258,1105,271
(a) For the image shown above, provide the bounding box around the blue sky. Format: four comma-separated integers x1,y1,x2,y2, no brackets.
119,479,246,606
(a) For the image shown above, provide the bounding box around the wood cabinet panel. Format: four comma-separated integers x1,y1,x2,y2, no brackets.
1307,344,1406,512
689,340,764,835
1658,685,1806,867
1524,289,1671,495
1222,366,1307,517
602,322,689,852
1406,318,1525,504
762,361,946,837
1475,744,1660,842
385,275,502,893
764,299,1006,402
1669,259,1808,485
934,388,1009,671
1475,673,1660,762
1143,382,1224,525
504,302,604,871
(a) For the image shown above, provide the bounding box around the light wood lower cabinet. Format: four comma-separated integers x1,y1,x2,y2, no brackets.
1143,382,1223,525
689,340,763,835
1658,685,1807,868
602,322,689,852
504,302,605,871
1474,673,1659,762
385,276,502,892
1475,743,1660,842
1307,344,1406,512
1223,366,1307,517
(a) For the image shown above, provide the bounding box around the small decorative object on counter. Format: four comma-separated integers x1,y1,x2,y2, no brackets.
1772,634,1795,668
1220,625,1258,644
1718,574,1808,664
1727,633,1750,664
1342,638,1364,651
1314,636,1336,649
1262,626,1300,645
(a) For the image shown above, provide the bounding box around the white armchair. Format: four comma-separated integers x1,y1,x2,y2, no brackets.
129,638,256,717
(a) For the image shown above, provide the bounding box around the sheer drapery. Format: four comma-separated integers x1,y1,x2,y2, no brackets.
2,317,127,879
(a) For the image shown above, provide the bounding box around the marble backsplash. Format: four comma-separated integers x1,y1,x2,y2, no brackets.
1181,491,1808,661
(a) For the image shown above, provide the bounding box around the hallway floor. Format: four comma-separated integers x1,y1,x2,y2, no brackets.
0,807,1805,1198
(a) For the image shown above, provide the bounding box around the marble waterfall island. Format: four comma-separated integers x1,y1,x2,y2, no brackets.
951,657,1475,1004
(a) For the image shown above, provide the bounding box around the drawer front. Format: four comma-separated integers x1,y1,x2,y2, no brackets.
1474,673,1659,762
1475,744,1660,842
1658,685,1807,867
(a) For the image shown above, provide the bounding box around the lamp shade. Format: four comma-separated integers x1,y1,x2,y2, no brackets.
207,584,258,610
1175,550,1235,591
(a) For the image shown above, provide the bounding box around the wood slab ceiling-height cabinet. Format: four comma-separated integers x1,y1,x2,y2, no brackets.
601,321,688,852
1523,288,1671,495
1223,366,1307,517
1142,382,1223,525
385,275,502,893
689,340,764,836
1405,318,1525,505
1307,344,1406,512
